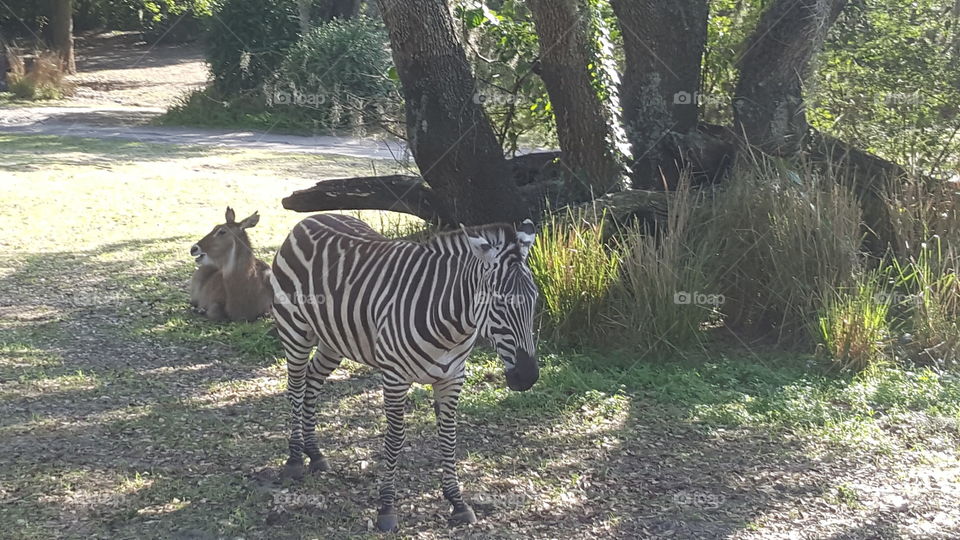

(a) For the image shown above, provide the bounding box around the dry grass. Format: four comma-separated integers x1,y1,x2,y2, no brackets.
6,50,75,101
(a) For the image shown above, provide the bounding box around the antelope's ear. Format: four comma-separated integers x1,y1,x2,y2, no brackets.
239,211,260,229
461,223,496,265
225,207,236,223
516,218,536,260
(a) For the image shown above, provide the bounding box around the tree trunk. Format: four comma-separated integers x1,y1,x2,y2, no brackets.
51,0,76,74
734,0,847,155
611,0,709,189
527,0,624,199
375,0,529,225
296,0,312,34
0,31,8,92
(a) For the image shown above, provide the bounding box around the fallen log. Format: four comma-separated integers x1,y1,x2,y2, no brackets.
281,174,448,223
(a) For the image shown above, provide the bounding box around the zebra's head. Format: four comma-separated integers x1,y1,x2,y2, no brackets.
463,219,540,392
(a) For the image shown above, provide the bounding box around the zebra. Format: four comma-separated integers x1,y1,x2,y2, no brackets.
270,214,540,532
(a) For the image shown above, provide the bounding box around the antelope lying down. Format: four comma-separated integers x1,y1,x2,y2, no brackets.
189,207,273,322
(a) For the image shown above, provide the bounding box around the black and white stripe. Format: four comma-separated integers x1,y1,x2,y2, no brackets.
270,214,539,531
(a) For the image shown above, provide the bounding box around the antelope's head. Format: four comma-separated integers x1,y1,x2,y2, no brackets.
190,207,259,269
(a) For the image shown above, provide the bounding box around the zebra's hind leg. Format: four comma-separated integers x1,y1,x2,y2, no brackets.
376,373,411,532
274,304,318,481
433,378,476,525
302,345,342,473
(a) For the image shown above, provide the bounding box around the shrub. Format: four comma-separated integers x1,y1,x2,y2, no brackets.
6,51,74,100
817,268,892,372
612,178,717,353
271,16,400,130
701,156,864,344
528,208,620,346
205,0,300,94
889,237,960,368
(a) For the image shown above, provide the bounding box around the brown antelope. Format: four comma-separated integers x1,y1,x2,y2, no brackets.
189,207,273,322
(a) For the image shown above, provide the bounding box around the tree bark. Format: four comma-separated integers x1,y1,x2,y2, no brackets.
0,31,8,92
296,0,312,34
527,0,623,199
375,0,529,225
282,175,446,222
611,0,709,189
51,0,76,74
734,0,847,155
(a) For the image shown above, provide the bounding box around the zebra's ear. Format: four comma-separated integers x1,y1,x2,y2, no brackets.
461,223,496,265
225,207,236,223
516,219,536,260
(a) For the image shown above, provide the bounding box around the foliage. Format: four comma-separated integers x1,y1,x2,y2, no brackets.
700,156,865,344
455,0,556,153
702,0,763,124
6,51,74,100
612,179,716,353
817,268,892,372
889,237,960,368
205,0,301,94
812,0,960,176
271,16,400,130
528,208,620,346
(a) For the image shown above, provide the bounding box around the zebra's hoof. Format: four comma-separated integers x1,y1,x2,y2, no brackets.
279,459,306,482
449,505,477,525
375,512,399,532
308,456,329,473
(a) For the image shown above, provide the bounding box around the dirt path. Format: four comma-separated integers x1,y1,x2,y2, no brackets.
0,33,409,159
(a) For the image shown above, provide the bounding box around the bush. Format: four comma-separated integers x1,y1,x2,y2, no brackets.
817,268,892,372
700,156,864,344
889,238,960,368
205,0,300,94
613,179,717,353
528,209,620,347
270,16,400,130
6,51,74,100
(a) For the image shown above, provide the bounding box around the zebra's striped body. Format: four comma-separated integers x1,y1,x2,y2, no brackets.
270,214,539,531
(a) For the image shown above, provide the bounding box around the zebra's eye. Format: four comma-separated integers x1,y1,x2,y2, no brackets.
216,228,227,236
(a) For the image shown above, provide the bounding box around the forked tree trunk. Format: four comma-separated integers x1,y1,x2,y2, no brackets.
734,0,847,155
527,0,624,199
611,0,709,189
51,0,76,74
375,0,529,225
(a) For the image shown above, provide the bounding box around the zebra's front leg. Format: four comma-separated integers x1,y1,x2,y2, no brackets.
376,376,411,532
434,378,476,525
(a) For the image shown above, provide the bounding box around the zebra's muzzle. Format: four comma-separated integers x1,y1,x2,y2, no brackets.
505,349,539,392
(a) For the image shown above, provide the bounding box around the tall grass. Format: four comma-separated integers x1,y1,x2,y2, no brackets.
611,177,716,353
817,268,892,372
528,208,620,346
6,51,73,100
889,237,960,368
700,156,864,344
